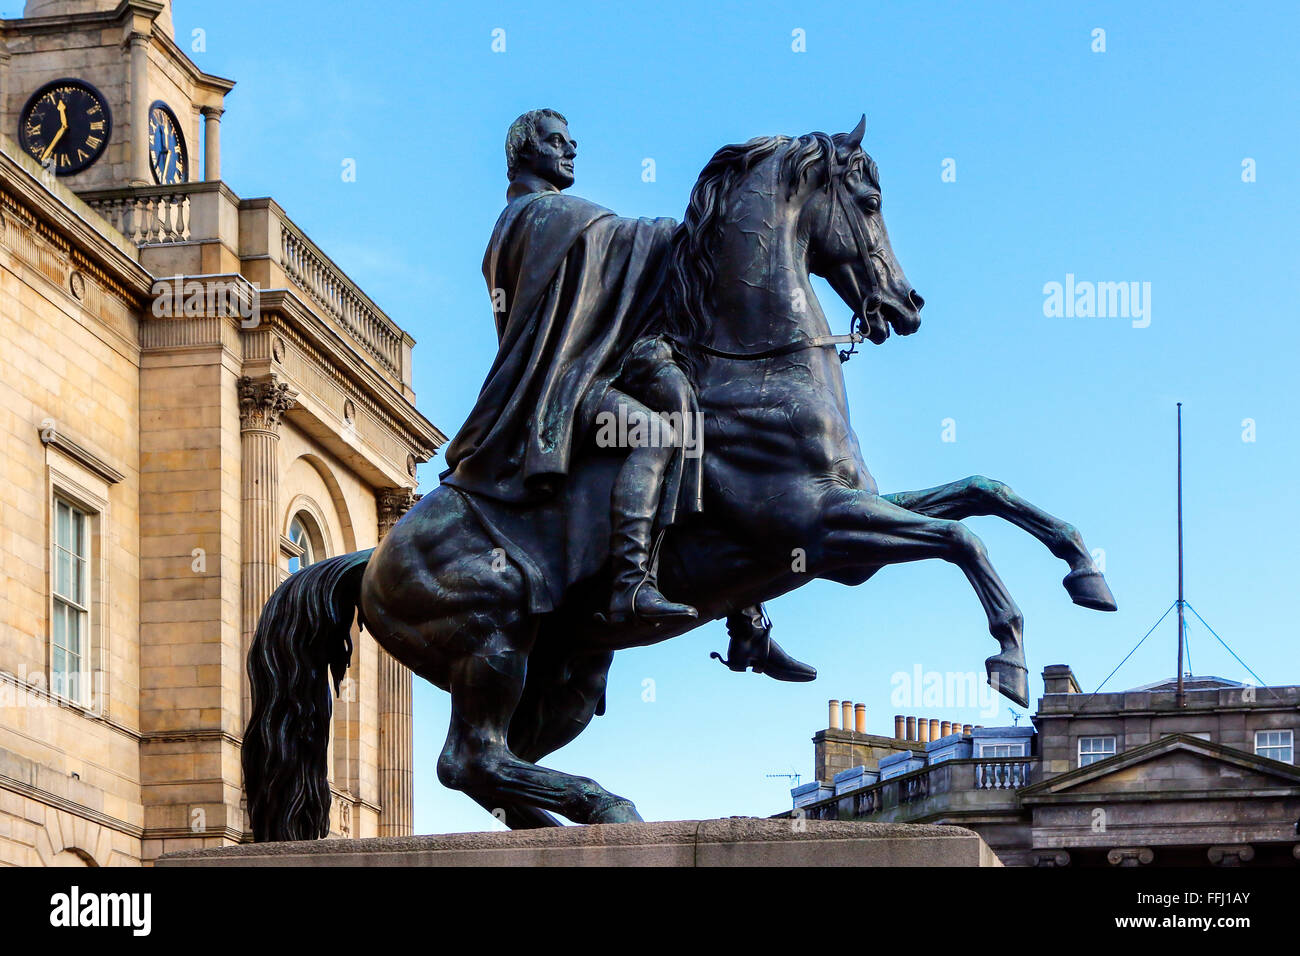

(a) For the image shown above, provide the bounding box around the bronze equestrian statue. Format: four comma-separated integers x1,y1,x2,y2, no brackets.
243,112,1117,838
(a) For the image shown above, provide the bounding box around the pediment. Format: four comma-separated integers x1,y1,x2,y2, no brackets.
1021,734,1300,801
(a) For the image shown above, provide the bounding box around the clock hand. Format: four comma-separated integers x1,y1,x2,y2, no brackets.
39,100,70,163
40,126,66,163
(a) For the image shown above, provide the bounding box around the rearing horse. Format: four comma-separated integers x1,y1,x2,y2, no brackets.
243,118,1116,838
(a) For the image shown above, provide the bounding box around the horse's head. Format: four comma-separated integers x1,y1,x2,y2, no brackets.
803,116,923,344
665,119,923,354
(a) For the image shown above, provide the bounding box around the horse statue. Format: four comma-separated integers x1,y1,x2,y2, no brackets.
242,117,1116,839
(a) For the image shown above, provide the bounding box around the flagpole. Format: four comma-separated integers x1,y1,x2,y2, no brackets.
1176,403,1186,708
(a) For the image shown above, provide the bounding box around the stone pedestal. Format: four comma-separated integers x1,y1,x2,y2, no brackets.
156,819,1002,867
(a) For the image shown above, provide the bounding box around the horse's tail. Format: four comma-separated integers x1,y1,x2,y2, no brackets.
242,548,373,842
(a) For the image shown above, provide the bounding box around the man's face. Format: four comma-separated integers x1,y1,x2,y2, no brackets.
525,115,577,190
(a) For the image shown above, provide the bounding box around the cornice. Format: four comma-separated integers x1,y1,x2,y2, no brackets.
0,139,153,301
0,775,144,841
259,289,445,453
39,422,126,484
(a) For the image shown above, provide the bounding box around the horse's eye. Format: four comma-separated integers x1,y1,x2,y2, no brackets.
863,194,881,213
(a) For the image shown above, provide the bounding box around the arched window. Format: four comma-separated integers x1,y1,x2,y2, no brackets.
287,516,315,574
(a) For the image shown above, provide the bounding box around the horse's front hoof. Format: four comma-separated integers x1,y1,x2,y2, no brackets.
986,654,1029,708
589,798,644,825
1063,569,1117,612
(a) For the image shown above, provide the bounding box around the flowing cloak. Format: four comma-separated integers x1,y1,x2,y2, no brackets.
439,189,703,612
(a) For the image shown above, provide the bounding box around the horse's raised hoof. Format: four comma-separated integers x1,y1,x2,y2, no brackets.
588,798,644,825
985,654,1029,708
1063,569,1117,612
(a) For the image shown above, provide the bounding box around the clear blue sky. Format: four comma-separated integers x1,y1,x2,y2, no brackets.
175,1,1299,832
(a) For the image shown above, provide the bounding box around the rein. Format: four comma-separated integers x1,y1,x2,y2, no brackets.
684,327,865,363
679,163,876,365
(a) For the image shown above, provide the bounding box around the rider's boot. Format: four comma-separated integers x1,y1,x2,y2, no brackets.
606,457,697,625
712,604,817,682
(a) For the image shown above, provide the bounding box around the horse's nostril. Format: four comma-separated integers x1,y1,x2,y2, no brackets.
908,290,925,310
865,293,882,312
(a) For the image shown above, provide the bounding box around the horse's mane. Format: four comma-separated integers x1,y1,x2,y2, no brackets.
662,131,880,349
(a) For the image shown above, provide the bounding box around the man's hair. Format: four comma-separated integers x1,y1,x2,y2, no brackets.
505,108,568,181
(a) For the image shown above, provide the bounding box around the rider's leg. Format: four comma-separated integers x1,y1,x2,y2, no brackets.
598,388,697,623
616,340,807,669
717,604,817,682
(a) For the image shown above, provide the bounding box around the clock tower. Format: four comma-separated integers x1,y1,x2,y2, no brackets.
1,0,232,190
0,1,436,863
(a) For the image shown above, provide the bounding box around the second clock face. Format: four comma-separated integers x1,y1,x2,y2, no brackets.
19,79,112,175
149,101,187,185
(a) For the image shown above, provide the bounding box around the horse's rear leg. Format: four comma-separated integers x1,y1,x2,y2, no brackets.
435,628,641,828
883,476,1117,611
509,646,614,764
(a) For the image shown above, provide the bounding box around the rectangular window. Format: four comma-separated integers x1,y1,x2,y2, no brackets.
1255,730,1294,764
1079,736,1116,767
980,743,1025,758
51,497,90,704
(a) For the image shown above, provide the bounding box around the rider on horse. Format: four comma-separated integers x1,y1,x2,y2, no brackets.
439,108,815,682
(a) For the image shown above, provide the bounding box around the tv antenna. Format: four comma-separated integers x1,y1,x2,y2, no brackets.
766,771,801,787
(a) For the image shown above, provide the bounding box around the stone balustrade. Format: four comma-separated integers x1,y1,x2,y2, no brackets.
84,187,191,244
76,181,413,391
279,220,404,378
794,757,1035,823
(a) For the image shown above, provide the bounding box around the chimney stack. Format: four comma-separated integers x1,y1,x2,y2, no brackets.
1042,664,1081,695
828,700,841,730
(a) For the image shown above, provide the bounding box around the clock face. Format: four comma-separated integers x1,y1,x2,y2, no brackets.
18,79,112,175
149,101,187,185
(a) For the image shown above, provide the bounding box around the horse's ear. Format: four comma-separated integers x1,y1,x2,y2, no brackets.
845,114,866,149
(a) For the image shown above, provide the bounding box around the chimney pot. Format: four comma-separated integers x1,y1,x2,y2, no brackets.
893,714,906,739
940,720,952,738
828,700,841,730
842,701,854,733
929,718,940,741
905,716,916,741
854,703,867,734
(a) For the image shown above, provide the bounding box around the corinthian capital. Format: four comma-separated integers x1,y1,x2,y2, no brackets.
238,376,296,432
378,487,420,539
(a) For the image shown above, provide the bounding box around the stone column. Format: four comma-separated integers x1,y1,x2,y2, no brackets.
376,487,418,836
201,106,223,181
127,31,152,185
238,376,295,724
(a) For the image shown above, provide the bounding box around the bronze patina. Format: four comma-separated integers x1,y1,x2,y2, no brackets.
243,113,1116,838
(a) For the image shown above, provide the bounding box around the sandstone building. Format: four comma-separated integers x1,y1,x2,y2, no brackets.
786,668,1300,866
0,0,444,865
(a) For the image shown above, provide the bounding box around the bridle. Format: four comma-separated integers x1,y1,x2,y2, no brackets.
680,158,880,365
